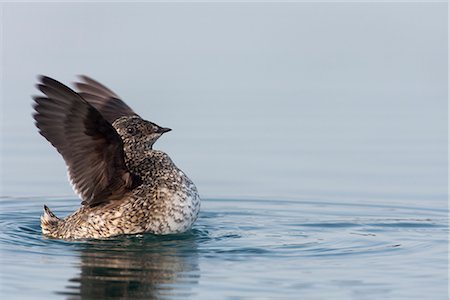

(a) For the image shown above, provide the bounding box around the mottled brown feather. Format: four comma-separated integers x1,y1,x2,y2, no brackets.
33,76,135,207
74,75,138,123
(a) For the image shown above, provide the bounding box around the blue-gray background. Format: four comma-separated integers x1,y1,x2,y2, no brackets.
1,3,448,300
1,2,447,204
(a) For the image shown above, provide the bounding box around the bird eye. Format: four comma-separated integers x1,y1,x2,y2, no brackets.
127,127,136,134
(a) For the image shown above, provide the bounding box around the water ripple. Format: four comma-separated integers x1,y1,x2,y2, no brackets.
0,197,447,299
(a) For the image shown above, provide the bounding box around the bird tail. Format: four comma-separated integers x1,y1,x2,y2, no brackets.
40,205,61,237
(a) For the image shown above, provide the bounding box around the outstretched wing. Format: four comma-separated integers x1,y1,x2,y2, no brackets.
33,76,137,207
74,75,138,123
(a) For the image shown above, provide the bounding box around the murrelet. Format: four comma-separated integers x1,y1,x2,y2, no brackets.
32,75,201,239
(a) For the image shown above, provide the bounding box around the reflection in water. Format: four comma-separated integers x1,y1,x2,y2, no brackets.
0,199,447,299
60,233,200,300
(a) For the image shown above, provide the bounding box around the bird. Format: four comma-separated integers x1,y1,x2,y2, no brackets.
32,75,201,239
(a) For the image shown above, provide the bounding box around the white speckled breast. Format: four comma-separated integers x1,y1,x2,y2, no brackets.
147,186,201,234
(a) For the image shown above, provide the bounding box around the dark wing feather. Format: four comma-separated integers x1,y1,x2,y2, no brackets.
74,75,138,123
33,75,136,207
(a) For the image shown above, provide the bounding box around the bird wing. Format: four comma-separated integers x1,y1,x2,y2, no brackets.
33,76,137,207
73,75,138,123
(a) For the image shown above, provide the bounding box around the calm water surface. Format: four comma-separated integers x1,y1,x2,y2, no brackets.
1,3,448,299
0,196,447,299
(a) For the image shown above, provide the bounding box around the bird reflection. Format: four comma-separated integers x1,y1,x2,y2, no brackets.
61,233,200,299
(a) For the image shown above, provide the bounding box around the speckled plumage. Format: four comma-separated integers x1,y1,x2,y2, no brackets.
34,76,200,239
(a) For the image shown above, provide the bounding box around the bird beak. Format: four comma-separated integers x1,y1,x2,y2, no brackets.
157,127,172,134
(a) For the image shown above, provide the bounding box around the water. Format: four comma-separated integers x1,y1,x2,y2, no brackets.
0,196,447,299
1,2,448,299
